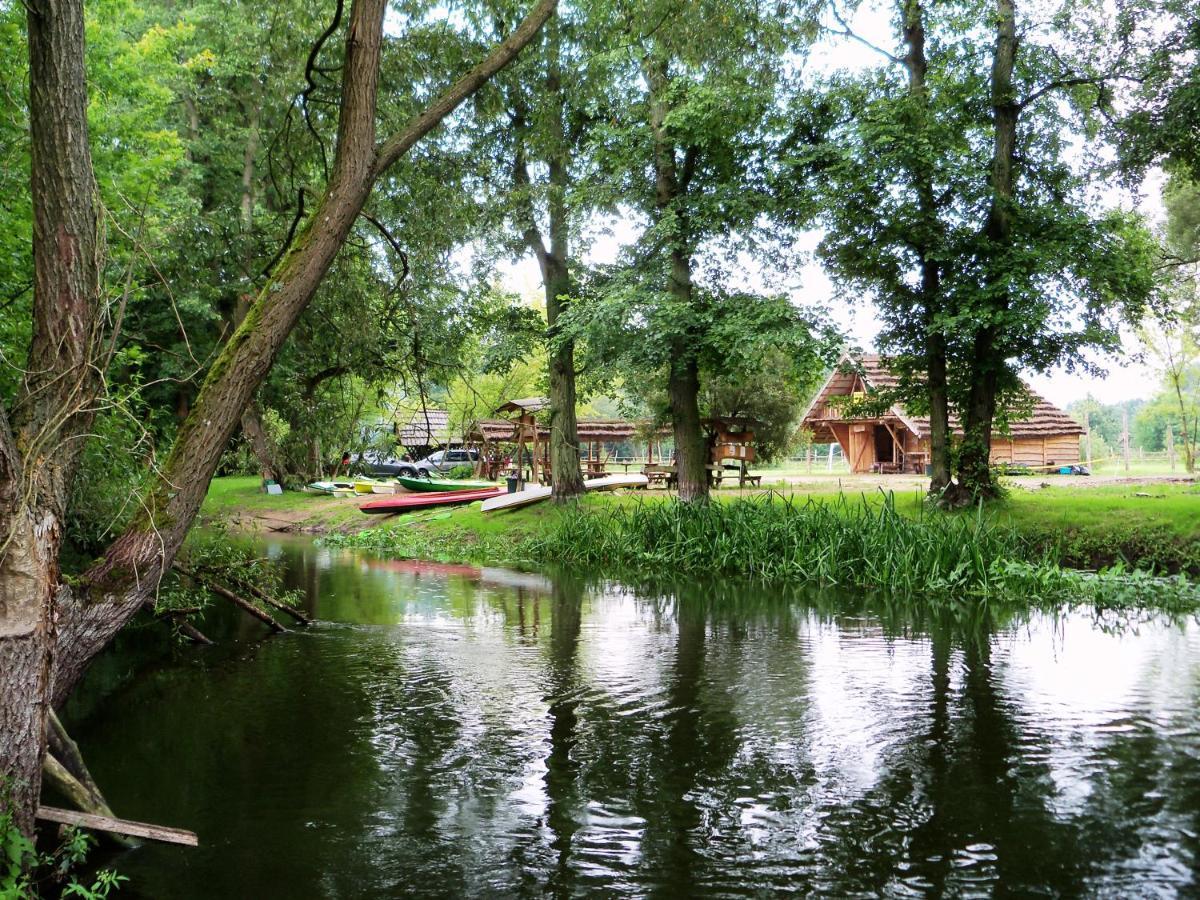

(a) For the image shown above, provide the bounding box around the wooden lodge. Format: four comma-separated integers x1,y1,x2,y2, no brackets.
801,354,1085,474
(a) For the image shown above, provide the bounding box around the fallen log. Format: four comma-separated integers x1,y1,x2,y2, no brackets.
143,600,214,644
173,563,287,633
227,577,312,625
44,712,139,848
36,806,198,847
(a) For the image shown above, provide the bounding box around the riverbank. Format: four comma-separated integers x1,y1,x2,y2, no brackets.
202,476,1200,580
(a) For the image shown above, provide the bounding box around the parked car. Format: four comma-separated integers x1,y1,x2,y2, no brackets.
364,448,479,478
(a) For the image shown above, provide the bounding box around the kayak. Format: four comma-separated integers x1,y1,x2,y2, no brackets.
359,487,504,514
395,474,498,493
308,480,355,495
370,482,397,494
586,473,650,492
353,479,382,494
479,484,551,513
481,473,648,513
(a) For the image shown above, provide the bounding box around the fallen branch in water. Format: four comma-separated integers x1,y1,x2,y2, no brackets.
172,563,287,633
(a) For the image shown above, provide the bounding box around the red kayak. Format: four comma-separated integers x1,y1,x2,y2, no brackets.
359,487,504,515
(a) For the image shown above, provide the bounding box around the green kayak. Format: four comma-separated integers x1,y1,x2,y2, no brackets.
396,474,498,493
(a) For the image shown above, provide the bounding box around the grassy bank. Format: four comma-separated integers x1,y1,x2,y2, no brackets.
202,476,1199,604
322,490,1198,609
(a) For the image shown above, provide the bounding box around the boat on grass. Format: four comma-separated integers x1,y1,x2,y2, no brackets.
308,480,356,495
395,474,498,493
481,473,648,513
359,486,504,515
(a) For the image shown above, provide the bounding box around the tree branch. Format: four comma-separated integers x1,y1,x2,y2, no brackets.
372,0,558,180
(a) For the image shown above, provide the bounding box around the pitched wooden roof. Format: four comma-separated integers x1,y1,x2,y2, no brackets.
802,353,1085,439
495,396,549,414
468,417,670,444
397,408,455,445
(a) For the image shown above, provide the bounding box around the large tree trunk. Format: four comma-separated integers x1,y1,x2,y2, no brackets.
901,0,952,495
668,351,708,502
645,56,707,502
1,0,557,837
512,19,584,501
543,33,584,501
1,0,101,837
546,252,584,499
925,330,952,492
951,0,1018,502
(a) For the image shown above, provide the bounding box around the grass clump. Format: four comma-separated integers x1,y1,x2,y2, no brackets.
527,493,1200,609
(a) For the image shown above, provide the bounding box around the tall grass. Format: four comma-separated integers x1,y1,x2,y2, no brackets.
527,493,1200,609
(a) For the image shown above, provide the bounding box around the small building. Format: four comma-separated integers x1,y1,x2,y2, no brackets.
801,354,1084,474
396,408,457,458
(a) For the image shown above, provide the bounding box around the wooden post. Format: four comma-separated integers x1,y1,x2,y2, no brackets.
1167,423,1176,471
1122,408,1131,472
529,415,538,486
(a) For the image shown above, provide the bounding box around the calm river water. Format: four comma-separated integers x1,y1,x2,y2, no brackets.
70,538,1200,898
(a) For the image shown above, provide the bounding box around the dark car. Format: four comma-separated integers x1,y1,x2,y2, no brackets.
364,448,479,478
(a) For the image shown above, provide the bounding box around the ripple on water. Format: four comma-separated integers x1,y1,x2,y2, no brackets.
73,545,1200,899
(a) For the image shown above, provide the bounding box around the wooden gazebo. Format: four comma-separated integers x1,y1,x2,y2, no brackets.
467,398,671,483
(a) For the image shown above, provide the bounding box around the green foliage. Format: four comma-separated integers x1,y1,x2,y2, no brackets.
64,394,159,556
0,799,126,899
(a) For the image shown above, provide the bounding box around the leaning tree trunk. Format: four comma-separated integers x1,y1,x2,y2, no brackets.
1,0,557,837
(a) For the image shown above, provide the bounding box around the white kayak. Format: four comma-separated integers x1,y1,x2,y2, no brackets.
481,484,551,512
586,473,649,492
481,473,649,513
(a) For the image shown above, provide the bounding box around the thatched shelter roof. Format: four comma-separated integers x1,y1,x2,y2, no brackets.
467,417,670,444
397,408,456,445
495,397,549,414
802,353,1084,439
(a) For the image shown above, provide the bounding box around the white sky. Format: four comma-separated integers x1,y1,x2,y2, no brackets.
498,1,1167,408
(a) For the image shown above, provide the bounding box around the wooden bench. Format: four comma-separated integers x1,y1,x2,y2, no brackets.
742,474,762,488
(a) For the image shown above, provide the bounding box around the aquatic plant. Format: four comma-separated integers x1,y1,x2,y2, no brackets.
526,493,1200,609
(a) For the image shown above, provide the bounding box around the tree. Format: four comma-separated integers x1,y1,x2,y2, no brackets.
790,0,1157,503
0,0,556,838
564,0,819,502
484,5,609,499
1141,319,1200,472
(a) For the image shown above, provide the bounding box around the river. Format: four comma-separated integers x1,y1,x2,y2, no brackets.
69,537,1200,898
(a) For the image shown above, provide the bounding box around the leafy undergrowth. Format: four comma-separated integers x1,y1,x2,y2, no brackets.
323,491,1200,611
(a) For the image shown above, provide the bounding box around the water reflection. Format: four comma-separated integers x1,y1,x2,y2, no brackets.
72,539,1200,898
